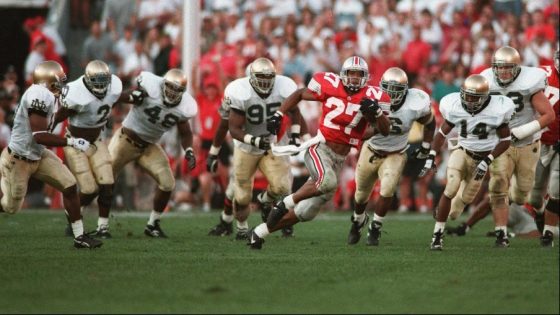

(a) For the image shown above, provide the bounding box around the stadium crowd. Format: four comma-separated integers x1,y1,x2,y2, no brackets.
1,0,558,217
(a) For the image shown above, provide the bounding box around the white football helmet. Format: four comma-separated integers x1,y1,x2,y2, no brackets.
380,67,408,106
249,58,276,94
460,74,489,114
492,46,521,86
162,69,187,105
340,56,369,92
84,60,111,98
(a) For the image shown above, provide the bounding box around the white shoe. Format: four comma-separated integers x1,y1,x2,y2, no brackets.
202,203,211,213
398,205,409,213
175,203,192,212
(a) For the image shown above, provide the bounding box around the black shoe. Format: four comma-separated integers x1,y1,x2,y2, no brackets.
494,230,510,248
267,201,288,228
65,224,73,237
208,217,233,236
534,211,545,234
347,214,369,245
257,192,272,222
366,220,382,246
281,225,294,238
430,231,444,251
88,226,112,239
540,230,554,247
247,228,264,250
446,222,469,236
144,219,168,238
74,234,103,249
235,229,248,240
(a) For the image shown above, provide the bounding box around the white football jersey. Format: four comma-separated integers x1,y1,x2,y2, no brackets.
367,88,431,152
440,93,515,152
122,71,198,143
9,84,56,160
62,75,122,129
480,66,547,146
225,75,297,154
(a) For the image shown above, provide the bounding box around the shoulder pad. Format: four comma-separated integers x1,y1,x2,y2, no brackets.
275,75,297,98
438,93,459,120
27,84,54,103
224,78,252,102
178,92,198,119
407,88,431,111
137,71,162,98
520,66,547,94
110,74,123,96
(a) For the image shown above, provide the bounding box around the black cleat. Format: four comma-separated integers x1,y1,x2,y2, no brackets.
494,230,510,248
446,222,469,236
366,220,382,246
247,228,264,250
235,229,249,240
540,230,554,247
534,211,545,234
430,231,444,251
257,192,272,222
281,225,294,238
65,224,73,237
267,201,288,228
144,219,168,238
74,234,103,249
347,214,369,245
208,217,233,236
88,226,112,239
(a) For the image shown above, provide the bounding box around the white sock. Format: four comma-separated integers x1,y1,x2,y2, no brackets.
373,213,385,224
98,217,109,229
237,220,248,231
495,225,507,237
283,195,295,208
353,212,366,224
254,223,270,238
543,225,559,237
221,211,234,223
148,210,161,226
262,191,274,203
434,221,446,234
71,220,84,237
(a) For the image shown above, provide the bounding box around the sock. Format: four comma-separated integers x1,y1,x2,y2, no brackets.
543,225,559,237
283,195,295,208
353,211,366,224
261,191,274,203
434,221,446,234
71,220,84,237
148,210,161,226
495,225,507,237
221,211,234,223
98,217,109,229
237,220,248,231
254,223,270,238
373,213,385,224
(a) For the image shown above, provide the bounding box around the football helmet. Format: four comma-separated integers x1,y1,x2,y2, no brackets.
340,56,369,92
554,49,559,73
492,46,521,86
460,74,489,114
84,60,111,98
249,58,276,94
380,67,408,105
162,68,187,105
33,60,66,96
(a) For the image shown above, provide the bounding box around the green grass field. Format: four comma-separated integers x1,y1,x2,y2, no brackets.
0,209,558,314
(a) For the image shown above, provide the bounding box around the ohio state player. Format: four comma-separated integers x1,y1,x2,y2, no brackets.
248,56,391,249
530,49,560,246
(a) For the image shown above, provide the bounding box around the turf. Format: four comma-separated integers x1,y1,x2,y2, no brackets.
0,210,558,314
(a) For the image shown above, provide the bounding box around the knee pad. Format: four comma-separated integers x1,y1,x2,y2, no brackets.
490,194,509,209
267,182,290,199
449,196,467,220
156,172,175,192
97,185,114,209
443,169,461,199
234,180,252,207
546,198,559,215
295,193,332,222
317,169,338,194
510,187,528,205
76,173,98,195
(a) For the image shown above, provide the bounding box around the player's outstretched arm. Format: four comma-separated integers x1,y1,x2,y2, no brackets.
230,109,270,150
30,112,90,152
413,113,436,159
178,120,196,170
207,118,229,173
268,88,317,135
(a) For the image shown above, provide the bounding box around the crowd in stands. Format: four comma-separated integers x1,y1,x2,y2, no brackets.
3,0,559,213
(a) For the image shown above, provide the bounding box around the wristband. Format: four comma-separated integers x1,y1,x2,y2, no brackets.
243,134,254,145
209,145,221,155
421,141,430,150
291,124,301,134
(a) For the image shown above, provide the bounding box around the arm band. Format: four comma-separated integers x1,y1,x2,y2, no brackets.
438,128,448,137
511,120,541,140
209,145,221,155
291,124,301,134
32,131,49,136
499,136,511,142
243,134,254,145
421,141,431,149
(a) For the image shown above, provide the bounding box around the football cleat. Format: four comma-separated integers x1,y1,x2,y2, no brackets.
347,214,369,245
247,228,265,250
540,230,554,248
267,201,288,228
235,229,249,241
494,230,510,248
446,222,469,236
257,192,272,223
366,220,382,246
534,211,545,234
208,217,233,236
74,234,103,249
281,225,294,238
88,226,112,239
430,231,444,251
144,219,168,238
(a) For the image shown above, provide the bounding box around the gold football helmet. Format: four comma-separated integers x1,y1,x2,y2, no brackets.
162,68,188,105
33,60,66,96
249,58,276,94
340,56,369,92
380,67,408,106
84,60,111,98
492,46,521,86
460,74,489,114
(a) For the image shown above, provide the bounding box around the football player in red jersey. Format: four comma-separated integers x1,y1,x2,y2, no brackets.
531,49,559,246
247,56,391,249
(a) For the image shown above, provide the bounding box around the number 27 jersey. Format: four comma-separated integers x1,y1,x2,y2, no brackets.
308,72,390,147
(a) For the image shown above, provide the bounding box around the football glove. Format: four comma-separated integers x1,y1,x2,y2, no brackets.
267,111,283,135
206,146,220,173
413,143,431,160
128,89,145,105
359,98,382,118
67,137,90,152
474,155,494,181
184,147,196,170
419,150,437,177
247,135,271,150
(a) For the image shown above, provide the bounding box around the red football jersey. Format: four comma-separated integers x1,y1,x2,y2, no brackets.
196,93,223,141
307,72,390,147
541,65,559,145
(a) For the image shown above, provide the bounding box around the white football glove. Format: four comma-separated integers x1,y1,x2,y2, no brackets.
67,137,90,152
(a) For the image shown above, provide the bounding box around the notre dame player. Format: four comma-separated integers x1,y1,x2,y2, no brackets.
421,74,515,250
54,60,122,238
109,69,197,238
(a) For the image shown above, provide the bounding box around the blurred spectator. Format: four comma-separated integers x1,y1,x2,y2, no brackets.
471,47,493,74
524,9,557,42
0,109,10,150
333,0,363,28
432,64,460,104
268,28,290,64
114,25,136,71
24,37,46,86
24,16,67,72
82,21,116,69
154,34,173,76
70,0,92,28
403,25,431,84
419,9,443,64
121,39,153,85
101,0,137,37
